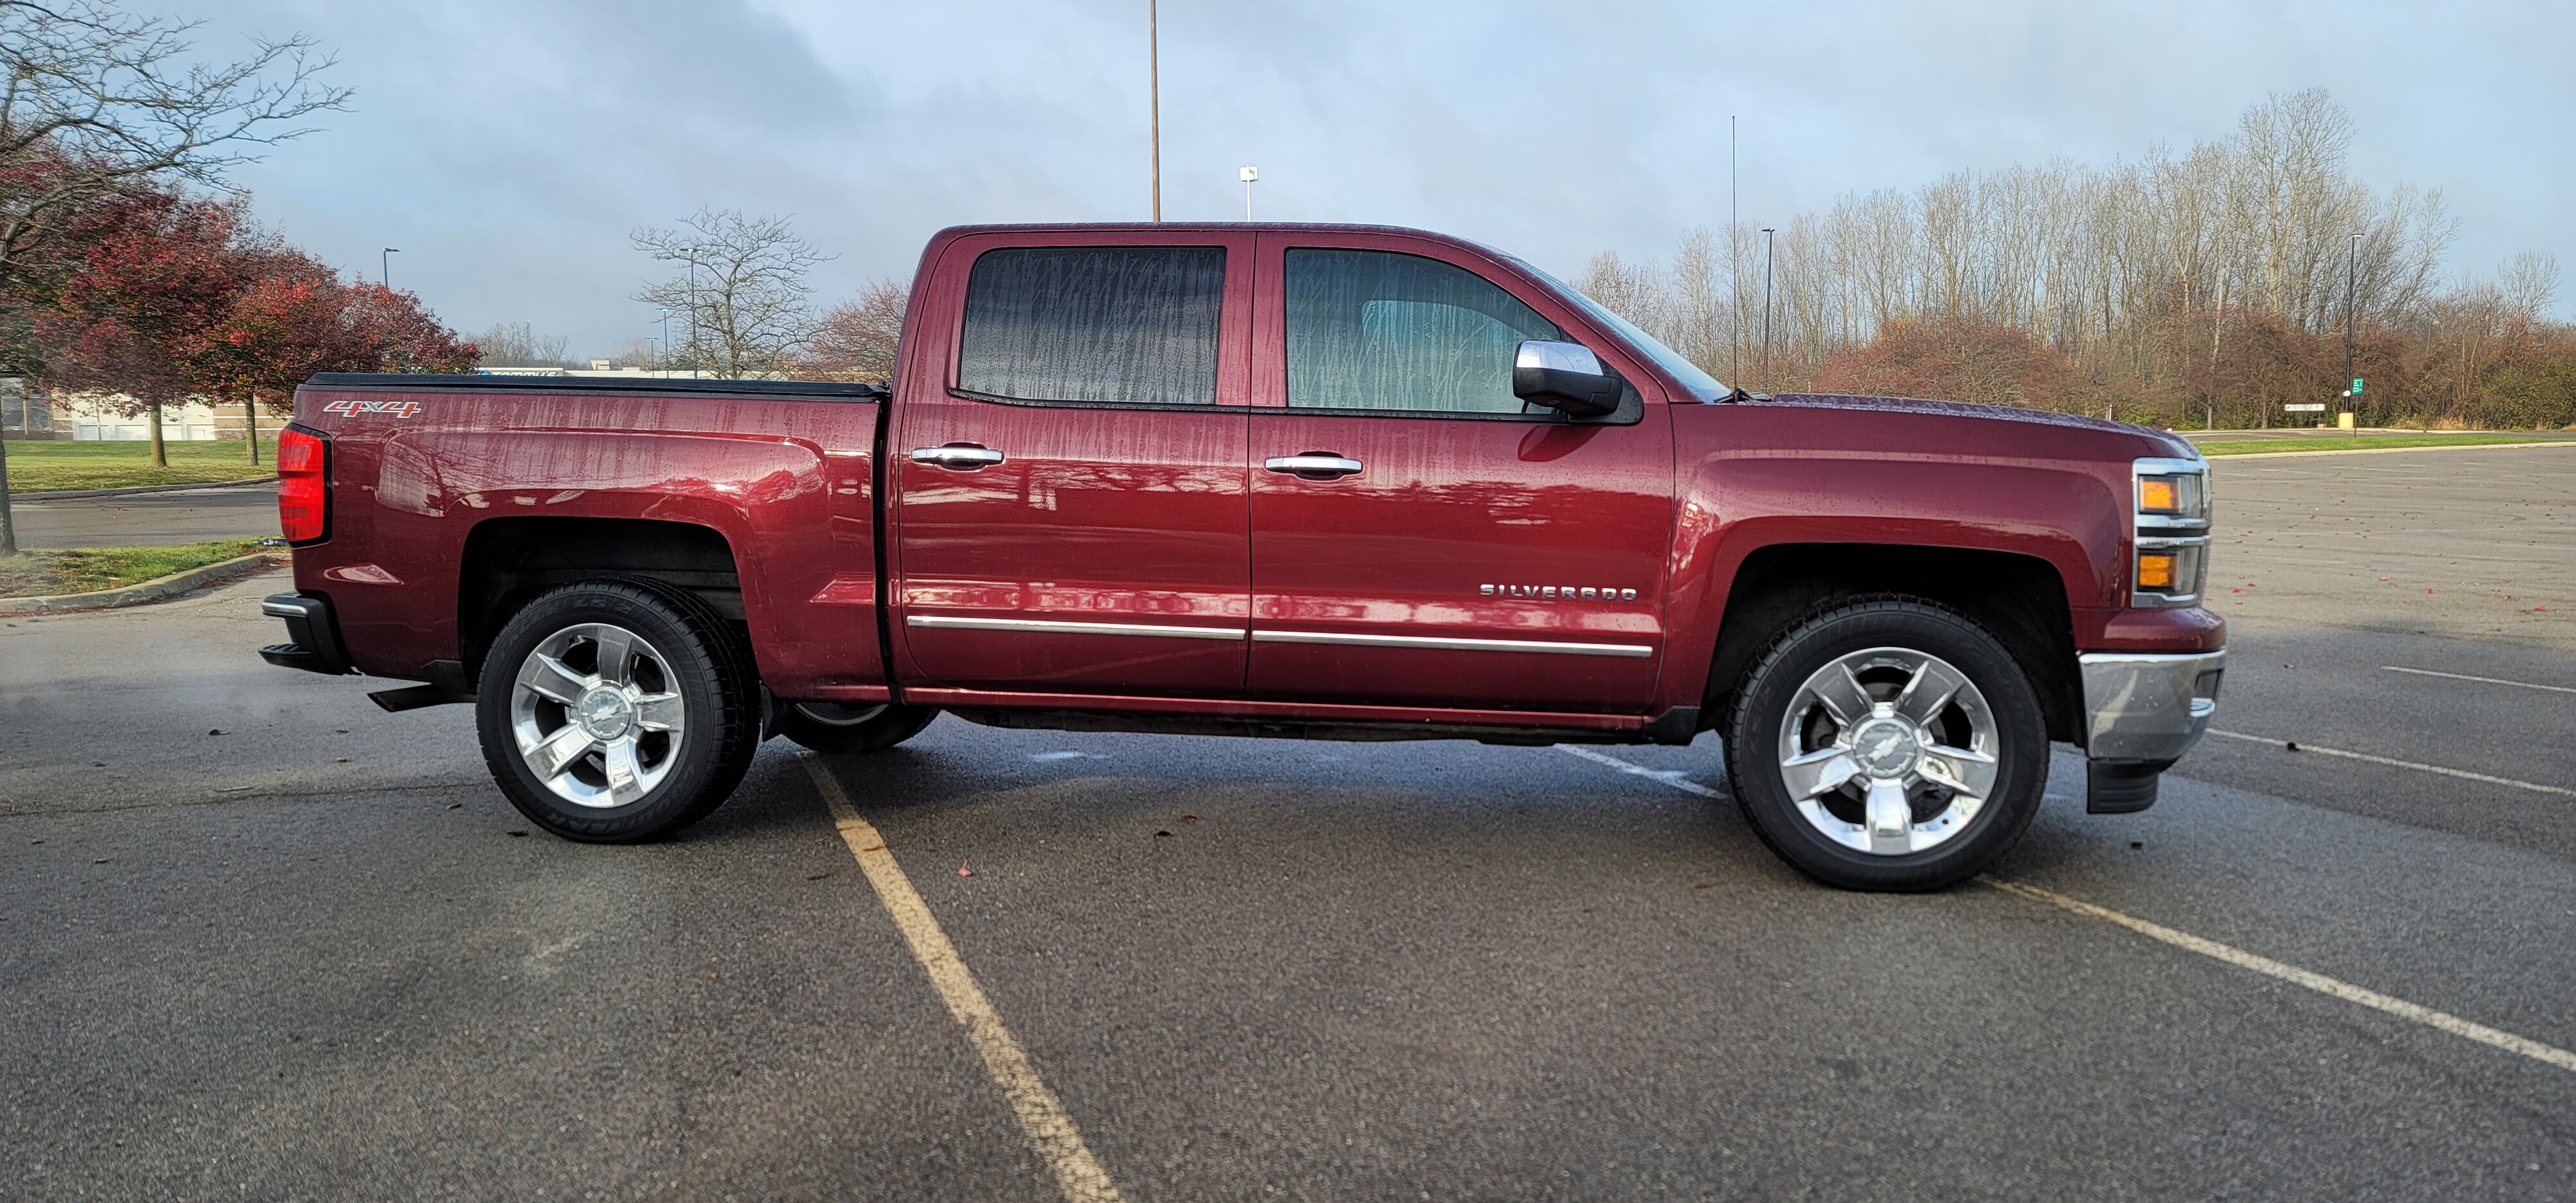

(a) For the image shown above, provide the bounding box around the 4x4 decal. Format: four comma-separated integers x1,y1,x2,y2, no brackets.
321,397,424,419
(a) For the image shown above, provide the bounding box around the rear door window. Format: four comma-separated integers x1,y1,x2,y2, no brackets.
958,245,1226,406
1283,248,1563,414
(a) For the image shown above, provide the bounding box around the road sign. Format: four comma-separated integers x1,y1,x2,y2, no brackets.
2284,403,2327,412
2353,377,2364,395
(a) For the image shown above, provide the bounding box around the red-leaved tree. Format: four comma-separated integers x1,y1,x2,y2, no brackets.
32,188,248,466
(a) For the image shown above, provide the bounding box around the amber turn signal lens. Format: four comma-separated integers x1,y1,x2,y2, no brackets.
2139,477,2180,513
2137,552,2177,590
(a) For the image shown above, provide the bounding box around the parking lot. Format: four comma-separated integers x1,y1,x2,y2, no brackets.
3,442,2571,1200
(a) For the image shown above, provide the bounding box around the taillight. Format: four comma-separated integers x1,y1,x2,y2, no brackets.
278,428,328,543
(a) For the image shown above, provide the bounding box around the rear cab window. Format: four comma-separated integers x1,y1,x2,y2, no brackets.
956,245,1229,408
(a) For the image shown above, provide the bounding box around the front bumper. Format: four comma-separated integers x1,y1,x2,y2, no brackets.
2077,650,2224,812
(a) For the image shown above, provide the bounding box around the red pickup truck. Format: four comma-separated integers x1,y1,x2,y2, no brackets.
258,222,2222,891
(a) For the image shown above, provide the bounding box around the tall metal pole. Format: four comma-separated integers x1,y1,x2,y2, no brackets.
381,247,398,288
2345,232,2359,433
1149,0,1161,222
1761,227,1776,393
1730,116,1739,387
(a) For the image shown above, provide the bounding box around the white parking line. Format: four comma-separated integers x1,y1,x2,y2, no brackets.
1555,744,1721,796
2206,729,2576,798
1983,878,2576,1074
1557,744,2576,1077
2383,665,2576,696
802,753,1126,1203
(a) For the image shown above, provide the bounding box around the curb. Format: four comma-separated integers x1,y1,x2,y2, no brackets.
10,476,278,501
2206,440,2576,462
0,553,283,615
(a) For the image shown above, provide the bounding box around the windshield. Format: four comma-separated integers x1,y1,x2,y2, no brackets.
1504,254,1730,401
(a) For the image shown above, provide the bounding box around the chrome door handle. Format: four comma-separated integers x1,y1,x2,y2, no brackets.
1264,454,1363,479
911,444,1006,470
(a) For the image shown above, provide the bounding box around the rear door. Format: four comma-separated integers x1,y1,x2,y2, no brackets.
891,231,1254,697
1245,234,1675,712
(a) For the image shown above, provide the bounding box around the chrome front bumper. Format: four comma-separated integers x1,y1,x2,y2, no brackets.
2079,650,2223,763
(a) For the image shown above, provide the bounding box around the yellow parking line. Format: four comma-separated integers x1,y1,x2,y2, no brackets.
800,752,1126,1203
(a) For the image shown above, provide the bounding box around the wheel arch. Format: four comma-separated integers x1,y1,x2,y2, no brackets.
1702,542,2083,744
458,516,744,690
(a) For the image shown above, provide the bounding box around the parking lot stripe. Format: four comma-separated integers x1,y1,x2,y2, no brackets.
2382,665,2576,695
800,753,1127,1203
2207,729,2576,797
1553,746,2576,1077
1982,877,2576,1074
1556,744,1723,796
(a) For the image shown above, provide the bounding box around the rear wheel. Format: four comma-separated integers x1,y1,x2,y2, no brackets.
475,581,758,842
774,700,939,753
1725,599,2047,891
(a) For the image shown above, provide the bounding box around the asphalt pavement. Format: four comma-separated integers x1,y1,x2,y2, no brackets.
7,480,281,549
3,445,2571,1200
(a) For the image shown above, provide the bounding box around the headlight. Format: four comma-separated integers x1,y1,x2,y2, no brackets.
2131,457,2210,607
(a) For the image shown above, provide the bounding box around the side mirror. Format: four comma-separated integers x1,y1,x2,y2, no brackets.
1512,340,1624,417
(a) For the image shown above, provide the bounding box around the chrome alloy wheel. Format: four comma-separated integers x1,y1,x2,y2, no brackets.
510,623,685,808
1774,646,2001,856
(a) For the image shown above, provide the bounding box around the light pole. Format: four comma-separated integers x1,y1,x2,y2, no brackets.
1760,227,1776,393
682,246,699,378
2344,232,2360,434
1148,0,1161,222
381,247,399,288
658,307,670,378
1731,116,1739,388
1240,166,1258,220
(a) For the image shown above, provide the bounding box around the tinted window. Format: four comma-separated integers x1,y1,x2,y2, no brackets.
1285,249,1563,413
958,246,1226,406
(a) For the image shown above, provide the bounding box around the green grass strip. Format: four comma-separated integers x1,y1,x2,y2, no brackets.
4,439,281,493
2197,434,2572,457
0,538,270,597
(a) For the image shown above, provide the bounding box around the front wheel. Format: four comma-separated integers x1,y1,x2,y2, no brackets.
1725,599,2048,891
773,700,939,753
475,581,759,842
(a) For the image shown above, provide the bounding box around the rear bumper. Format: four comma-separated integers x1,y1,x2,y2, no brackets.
259,592,354,676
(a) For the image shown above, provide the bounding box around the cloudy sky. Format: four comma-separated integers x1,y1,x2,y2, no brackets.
186,0,2575,354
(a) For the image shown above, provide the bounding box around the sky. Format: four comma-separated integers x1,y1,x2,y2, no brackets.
184,0,2576,355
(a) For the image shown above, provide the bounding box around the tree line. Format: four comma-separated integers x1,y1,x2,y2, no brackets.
1580,90,2571,430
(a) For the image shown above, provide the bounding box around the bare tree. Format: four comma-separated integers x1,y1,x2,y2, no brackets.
632,209,831,379
795,278,908,382
0,0,349,556
475,320,571,368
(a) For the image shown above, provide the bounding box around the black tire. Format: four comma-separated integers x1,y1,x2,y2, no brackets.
475,580,759,842
1723,598,2048,891
774,700,940,753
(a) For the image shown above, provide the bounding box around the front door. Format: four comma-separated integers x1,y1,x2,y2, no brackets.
892,234,1255,697
1245,238,1676,713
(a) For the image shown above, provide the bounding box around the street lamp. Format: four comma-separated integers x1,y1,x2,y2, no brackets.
681,246,698,378
2345,232,2362,435
1760,227,1776,393
381,247,399,288
1148,0,1161,221
658,307,670,378
1240,166,1258,221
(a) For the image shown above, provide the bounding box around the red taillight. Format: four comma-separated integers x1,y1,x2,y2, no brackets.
278,428,327,542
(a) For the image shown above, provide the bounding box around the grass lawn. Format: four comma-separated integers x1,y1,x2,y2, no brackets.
3,438,280,493
0,538,272,598
2197,433,2573,457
